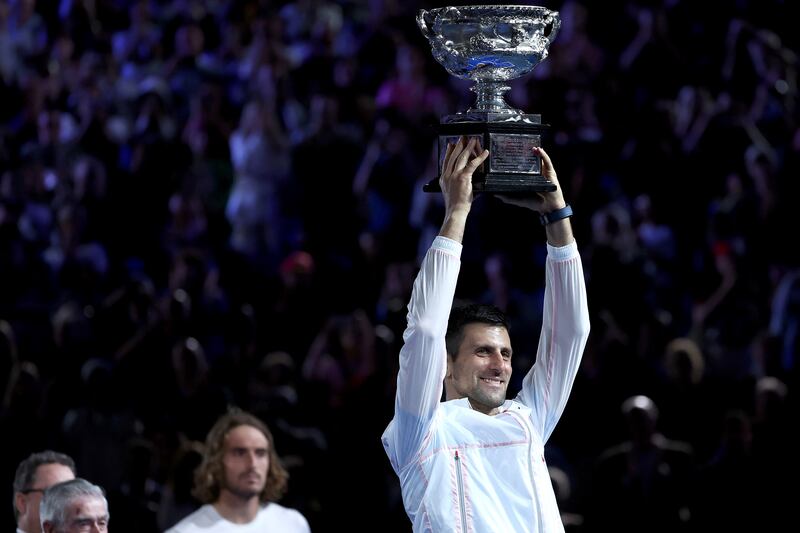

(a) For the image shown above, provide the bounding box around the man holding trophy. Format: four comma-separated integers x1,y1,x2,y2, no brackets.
381,5,590,532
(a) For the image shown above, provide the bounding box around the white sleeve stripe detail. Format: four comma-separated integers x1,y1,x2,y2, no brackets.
546,240,578,261
432,236,463,256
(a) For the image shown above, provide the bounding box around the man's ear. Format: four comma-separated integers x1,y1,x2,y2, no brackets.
14,492,27,517
445,353,454,379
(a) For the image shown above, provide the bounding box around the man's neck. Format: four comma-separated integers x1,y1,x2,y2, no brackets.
213,491,262,524
18,521,37,533
467,397,501,416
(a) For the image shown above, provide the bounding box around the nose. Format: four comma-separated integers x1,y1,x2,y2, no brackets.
487,351,505,370
245,451,258,466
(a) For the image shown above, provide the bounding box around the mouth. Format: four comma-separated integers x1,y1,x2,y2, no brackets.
480,377,504,387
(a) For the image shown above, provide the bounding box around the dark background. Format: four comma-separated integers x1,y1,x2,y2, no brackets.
1,0,797,531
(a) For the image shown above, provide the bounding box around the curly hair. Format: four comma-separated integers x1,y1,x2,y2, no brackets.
192,408,289,504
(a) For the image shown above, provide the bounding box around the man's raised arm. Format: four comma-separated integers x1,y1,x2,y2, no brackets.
501,147,590,441
383,139,489,470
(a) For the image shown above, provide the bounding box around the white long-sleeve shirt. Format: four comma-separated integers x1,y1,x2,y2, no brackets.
382,236,590,532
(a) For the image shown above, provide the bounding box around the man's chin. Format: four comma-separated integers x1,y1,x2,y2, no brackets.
472,391,506,409
489,396,506,408
226,485,264,500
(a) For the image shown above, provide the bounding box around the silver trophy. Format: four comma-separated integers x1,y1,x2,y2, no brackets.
417,5,560,193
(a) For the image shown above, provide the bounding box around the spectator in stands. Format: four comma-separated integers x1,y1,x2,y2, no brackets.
589,395,694,533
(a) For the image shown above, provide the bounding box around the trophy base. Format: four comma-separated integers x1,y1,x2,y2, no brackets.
423,174,557,193
427,114,556,195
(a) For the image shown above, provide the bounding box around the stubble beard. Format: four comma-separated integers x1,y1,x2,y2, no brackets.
222,476,265,501
469,381,507,410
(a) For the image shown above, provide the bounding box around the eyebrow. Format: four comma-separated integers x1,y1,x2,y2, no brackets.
230,446,268,452
74,513,110,520
473,344,513,354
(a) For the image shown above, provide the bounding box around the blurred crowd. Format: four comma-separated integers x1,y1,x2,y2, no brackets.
0,0,797,531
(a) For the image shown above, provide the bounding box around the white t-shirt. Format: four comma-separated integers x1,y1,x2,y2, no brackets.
164,503,310,533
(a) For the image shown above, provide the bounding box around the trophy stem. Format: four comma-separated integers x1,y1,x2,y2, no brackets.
467,81,519,114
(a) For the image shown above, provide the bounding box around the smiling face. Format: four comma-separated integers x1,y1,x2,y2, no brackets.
219,424,270,501
446,323,512,415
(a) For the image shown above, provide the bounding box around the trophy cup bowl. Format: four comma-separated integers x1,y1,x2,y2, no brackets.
417,5,561,193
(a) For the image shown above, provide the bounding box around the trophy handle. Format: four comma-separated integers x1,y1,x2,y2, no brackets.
416,10,432,39
545,13,561,45
433,6,462,37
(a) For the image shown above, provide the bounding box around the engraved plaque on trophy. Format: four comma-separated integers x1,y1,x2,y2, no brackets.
417,5,560,193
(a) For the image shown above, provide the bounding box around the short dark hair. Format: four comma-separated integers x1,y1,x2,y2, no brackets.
445,303,508,358
13,450,76,520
